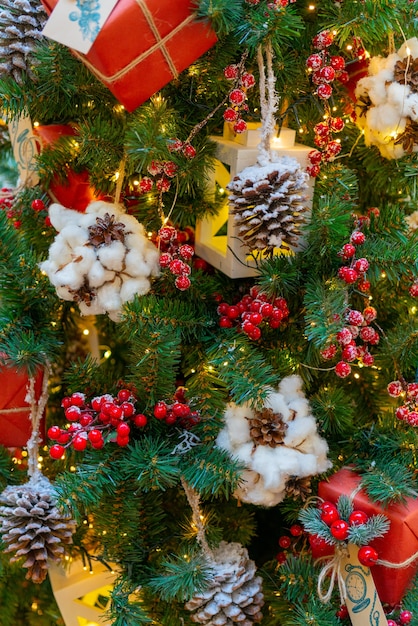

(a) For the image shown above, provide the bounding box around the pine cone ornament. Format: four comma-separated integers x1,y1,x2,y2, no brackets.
0,475,76,583
285,475,313,501
0,0,47,85
248,407,288,447
227,157,309,255
394,56,418,93
185,542,264,625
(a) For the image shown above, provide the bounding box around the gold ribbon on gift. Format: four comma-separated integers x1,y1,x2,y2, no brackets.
73,0,198,84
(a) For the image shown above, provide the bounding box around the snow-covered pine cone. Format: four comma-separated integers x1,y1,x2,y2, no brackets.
0,475,76,583
0,0,47,84
185,541,264,625
227,157,309,255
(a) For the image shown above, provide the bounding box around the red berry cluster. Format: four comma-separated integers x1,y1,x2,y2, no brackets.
337,212,374,290
307,31,348,101
152,387,201,428
137,140,196,195
158,225,195,291
217,286,289,340
307,117,344,177
388,379,418,426
321,305,379,378
223,64,255,134
48,389,146,458
320,501,379,566
276,523,304,564
245,0,296,7
387,610,413,626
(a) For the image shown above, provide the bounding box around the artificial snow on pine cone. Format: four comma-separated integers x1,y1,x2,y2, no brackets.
354,37,418,159
226,156,309,254
0,475,76,583
40,200,160,322
185,541,264,625
0,0,47,85
216,375,331,507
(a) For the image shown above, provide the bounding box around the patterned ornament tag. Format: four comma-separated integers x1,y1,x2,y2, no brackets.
340,544,388,626
8,115,40,187
42,0,119,54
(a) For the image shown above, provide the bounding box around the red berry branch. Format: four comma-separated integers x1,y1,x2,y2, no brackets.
320,210,380,378
48,387,201,458
216,286,289,341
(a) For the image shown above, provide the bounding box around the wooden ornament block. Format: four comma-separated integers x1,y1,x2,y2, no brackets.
195,127,314,278
49,557,117,626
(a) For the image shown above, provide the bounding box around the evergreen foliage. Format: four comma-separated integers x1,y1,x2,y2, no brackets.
0,0,418,624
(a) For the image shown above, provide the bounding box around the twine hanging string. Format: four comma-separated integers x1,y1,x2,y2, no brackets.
25,362,51,481
180,476,214,560
257,39,279,166
316,482,418,604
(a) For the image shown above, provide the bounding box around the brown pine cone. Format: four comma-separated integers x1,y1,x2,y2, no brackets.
248,407,288,447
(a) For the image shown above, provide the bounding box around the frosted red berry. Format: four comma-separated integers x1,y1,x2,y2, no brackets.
351,231,366,245
335,361,351,378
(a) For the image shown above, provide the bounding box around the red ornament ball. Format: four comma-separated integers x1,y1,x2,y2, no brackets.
330,519,350,540
399,610,413,624
50,444,65,459
336,605,349,619
320,502,340,525
278,535,291,548
349,510,369,526
289,524,303,537
31,198,45,212
358,545,378,567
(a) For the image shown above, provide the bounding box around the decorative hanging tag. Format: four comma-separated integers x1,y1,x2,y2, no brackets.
340,544,387,626
42,0,119,54
8,114,40,187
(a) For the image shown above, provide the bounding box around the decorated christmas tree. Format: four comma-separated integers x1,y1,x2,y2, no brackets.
0,1,418,625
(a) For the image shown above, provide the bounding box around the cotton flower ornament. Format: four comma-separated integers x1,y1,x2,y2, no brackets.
216,375,331,507
40,201,160,321
355,37,418,159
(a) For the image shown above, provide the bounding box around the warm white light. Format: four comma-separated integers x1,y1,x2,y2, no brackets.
83,328,90,336
104,350,111,359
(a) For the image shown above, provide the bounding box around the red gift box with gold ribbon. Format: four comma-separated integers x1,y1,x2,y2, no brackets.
41,0,217,112
317,467,418,606
0,363,45,448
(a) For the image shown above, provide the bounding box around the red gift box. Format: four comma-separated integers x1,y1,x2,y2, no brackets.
0,363,45,448
318,467,418,605
42,0,217,112
34,124,105,212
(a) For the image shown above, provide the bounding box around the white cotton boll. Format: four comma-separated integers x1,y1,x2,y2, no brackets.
53,264,85,290
223,404,252,446
367,75,394,106
44,237,73,267
386,82,412,114
235,471,284,507
85,200,118,219
284,415,317,448
288,397,310,418
48,203,81,231
96,278,122,314
97,240,126,271
216,429,233,453
232,442,256,465
264,391,292,420
71,245,96,275
251,447,286,490
294,452,324,478
59,223,89,248
55,285,75,301
403,93,418,121
398,37,418,59
122,213,146,237
367,103,404,136
278,374,304,401
88,260,115,288
119,276,151,302
79,299,106,316
124,246,146,273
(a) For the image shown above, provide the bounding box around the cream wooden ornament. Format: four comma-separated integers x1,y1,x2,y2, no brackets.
195,124,314,278
48,557,117,626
